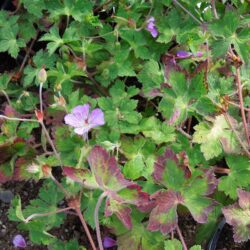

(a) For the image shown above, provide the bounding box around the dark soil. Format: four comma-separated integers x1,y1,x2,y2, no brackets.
0,180,47,250
0,180,117,250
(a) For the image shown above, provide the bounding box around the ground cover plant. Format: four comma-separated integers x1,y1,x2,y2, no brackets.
0,0,250,249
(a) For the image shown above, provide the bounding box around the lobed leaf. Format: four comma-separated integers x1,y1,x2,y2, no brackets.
222,189,250,242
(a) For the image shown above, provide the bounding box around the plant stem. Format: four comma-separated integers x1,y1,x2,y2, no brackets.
39,82,44,115
0,115,38,123
211,0,218,19
40,121,62,164
223,113,250,158
50,174,70,198
235,67,250,146
176,225,188,250
1,90,11,105
24,207,72,223
18,34,37,74
173,0,202,25
94,192,107,250
228,100,250,112
77,146,86,168
177,127,192,140
75,207,97,250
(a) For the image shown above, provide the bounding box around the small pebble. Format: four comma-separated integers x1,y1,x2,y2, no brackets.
0,190,14,203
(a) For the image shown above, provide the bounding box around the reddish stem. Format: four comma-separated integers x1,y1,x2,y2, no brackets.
176,225,188,250
235,68,250,146
213,166,230,174
75,207,97,250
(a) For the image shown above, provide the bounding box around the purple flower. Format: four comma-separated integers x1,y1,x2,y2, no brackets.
64,104,105,139
12,234,26,248
146,17,158,38
176,50,192,58
103,236,117,248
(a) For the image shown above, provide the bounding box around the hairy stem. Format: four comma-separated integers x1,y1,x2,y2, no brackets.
40,121,62,164
235,68,250,146
75,207,97,250
18,34,37,74
211,0,218,19
94,192,107,250
1,90,11,105
77,146,86,168
50,174,70,198
0,115,38,123
173,0,202,25
176,225,188,250
39,82,43,115
177,127,192,140
24,207,72,223
223,113,250,158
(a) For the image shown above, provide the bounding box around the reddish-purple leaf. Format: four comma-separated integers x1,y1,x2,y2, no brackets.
167,109,181,125
87,145,132,191
238,189,250,210
63,166,98,189
117,184,153,212
152,148,178,185
203,168,219,195
147,190,183,234
0,158,29,184
222,189,250,242
105,198,132,229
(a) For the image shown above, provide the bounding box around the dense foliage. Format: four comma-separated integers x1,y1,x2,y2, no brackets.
1,0,250,249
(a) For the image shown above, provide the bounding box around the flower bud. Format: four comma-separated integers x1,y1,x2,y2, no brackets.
12,234,26,248
42,164,52,177
26,163,40,174
35,110,43,122
37,68,47,83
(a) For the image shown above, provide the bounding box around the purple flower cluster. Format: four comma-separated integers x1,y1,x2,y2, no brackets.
146,17,158,38
64,104,105,139
176,50,203,59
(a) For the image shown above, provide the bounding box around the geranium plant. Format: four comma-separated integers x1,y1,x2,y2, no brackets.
0,0,250,249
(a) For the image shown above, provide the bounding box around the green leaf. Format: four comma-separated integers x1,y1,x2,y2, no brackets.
8,196,25,222
39,27,65,55
123,154,145,180
21,0,46,18
190,246,203,250
164,239,182,250
0,26,25,58
118,223,163,250
219,155,250,199
137,59,164,94
0,73,11,90
193,115,241,160
47,0,93,22
140,117,176,144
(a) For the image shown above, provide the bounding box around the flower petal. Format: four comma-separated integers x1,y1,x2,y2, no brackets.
150,28,158,38
88,108,105,127
74,126,90,135
103,236,117,248
64,113,84,128
13,234,27,248
147,16,155,23
72,104,90,120
176,50,192,58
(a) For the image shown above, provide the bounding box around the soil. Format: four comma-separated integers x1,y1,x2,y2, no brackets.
0,180,117,250
1,180,250,250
